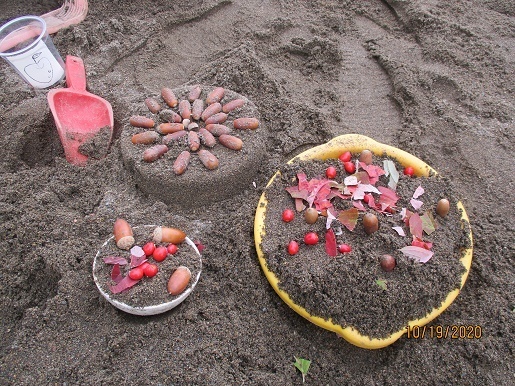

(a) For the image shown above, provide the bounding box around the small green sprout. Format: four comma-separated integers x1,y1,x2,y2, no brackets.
376,279,387,290
293,356,311,383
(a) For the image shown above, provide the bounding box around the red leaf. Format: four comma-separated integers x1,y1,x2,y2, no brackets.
412,236,433,250
338,207,359,231
353,200,367,211
325,229,337,257
399,246,434,263
377,186,399,208
409,213,423,239
194,240,205,253
103,256,128,265
360,163,385,184
111,264,123,283
109,275,140,294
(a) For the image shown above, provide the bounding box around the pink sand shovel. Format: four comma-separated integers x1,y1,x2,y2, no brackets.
47,55,114,165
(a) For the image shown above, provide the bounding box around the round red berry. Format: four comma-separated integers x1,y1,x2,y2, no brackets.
167,244,178,255
152,246,168,262
128,267,144,280
143,263,159,278
304,232,319,245
282,209,295,223
287,240,299,255
403,166,415,176
339,151,352,163
139,261,150,271
326,166,337,179
142,241,155,256
344,161,356,174
338,243,352,253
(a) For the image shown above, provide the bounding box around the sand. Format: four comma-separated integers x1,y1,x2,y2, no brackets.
0,0,513,385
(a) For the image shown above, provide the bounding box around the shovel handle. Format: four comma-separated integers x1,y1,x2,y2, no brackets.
65,55,87,91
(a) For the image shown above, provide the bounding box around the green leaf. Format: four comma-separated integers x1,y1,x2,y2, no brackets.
420,211,437,235
375,279,387,290
294,357,311,383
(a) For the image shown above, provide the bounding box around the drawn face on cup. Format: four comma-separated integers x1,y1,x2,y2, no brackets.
0,16,64,88
24,51,54,84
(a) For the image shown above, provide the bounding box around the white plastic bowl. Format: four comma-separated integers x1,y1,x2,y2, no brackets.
92,225,202,316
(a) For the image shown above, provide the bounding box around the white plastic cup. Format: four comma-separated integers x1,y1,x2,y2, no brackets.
0,16,65,88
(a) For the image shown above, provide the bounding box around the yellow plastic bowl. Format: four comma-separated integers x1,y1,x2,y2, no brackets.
254,134,473,349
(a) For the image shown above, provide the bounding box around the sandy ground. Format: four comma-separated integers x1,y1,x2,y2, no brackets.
0,0,514,385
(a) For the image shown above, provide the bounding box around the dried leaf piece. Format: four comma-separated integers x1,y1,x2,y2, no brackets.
338,207,359,231
412,236,433,250
399,246,434,263
377,186,399,210
383,160,399,189
421,211,437,235
413,186,425,199
103,256,128,265
109,275,140,294
111,264,123,283
392,226,406,236
410,199,424,210
409,213,423,239
325,229,337,257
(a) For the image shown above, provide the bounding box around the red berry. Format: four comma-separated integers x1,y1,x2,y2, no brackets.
142,241,155,256
339,151,352,163
363,194,372,204
143,263,159,278
152,246,168,262
139,261,150,271
403,166,415,176
129,267,144,280
338,243,352,253
282,209,295,223
287,240,299,255
304,232,319,245
325,166,337,179
344,161,356,174
167,244,178,254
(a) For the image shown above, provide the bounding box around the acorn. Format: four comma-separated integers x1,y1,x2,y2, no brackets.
380,254,396,272
436,198,450,218
363,213,379,235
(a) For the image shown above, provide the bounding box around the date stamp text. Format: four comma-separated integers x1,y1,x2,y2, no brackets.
406,325,482,339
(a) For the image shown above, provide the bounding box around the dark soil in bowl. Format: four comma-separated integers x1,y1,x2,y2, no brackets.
93,225,201,308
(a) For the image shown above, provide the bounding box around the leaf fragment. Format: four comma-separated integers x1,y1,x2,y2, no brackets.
109,275,140,294
103,256,128,265
337,207,359,231
392,226,406,236
413,185,425,199
421,211,437,235
399,246,434,263
325,229,337,257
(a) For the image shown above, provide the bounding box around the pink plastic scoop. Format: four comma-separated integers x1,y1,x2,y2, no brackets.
47,55,113,165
